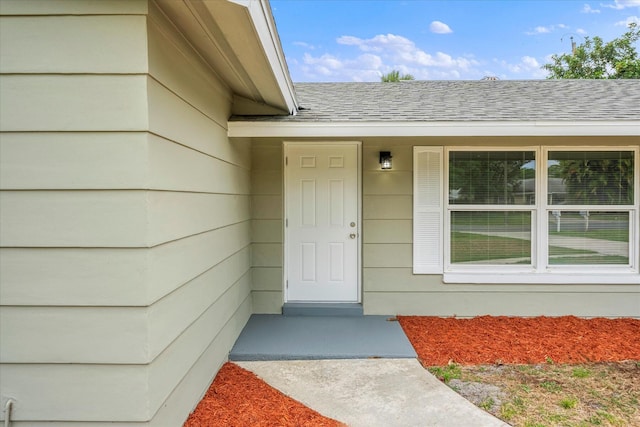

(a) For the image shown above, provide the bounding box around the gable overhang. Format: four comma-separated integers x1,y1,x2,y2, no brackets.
228,120,640,138
156,0,297,115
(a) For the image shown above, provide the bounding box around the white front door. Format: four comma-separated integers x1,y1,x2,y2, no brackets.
285,143,360,302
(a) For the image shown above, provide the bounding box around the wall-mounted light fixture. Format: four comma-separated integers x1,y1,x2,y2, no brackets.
379,151,392,170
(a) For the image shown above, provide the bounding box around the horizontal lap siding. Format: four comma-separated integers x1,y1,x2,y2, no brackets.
0,4,155,423
0,224,249,307
0,191,149,247
361,140,639,317
0,132,149,189
365,290,640,317
251,142,284,313
141,5,253,425
0,364,150,422
362,144,414,314
0,2,252,424
0,15,148,73
0,75,149,131
0,0,148,15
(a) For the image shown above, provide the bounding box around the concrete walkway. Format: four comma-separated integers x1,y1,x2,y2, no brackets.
230,315,509,426
238,359,510,427
548,235,628,257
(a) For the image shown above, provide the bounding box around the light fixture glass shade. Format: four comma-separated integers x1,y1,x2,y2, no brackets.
379,151,392,169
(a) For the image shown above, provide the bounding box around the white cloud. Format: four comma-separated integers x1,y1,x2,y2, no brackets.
526,26,552,35
337,33,416,53
298,33,481,81
301,53,344,77
521,56,540,68
615,15,640,25
494,56,547,78
429,21,453,34
582,4,601,13
291,33,552,81
301,52,385,81
525,24,572,35
601,0,640,9
337,34,476,69
336,35,361,46
293,41,316,50
576,28,588,34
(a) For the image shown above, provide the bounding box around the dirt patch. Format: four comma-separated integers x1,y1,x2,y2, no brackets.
459,361,640,427
398,315,640,365
449,378,506,411
184,363,345,427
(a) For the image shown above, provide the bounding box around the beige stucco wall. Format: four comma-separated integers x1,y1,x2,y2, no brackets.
248,137,640,317
0,1,252,424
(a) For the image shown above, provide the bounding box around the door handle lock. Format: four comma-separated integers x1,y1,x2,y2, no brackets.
349,233,357,239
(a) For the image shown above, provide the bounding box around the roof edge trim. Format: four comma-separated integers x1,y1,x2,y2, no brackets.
245,0,298,114
228,120,640,138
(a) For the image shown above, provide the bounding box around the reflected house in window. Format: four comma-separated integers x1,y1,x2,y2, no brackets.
547,178,567,205
517,178,567,205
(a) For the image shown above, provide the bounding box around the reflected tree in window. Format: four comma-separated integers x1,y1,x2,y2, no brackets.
449,151,535,205
553,152,634,205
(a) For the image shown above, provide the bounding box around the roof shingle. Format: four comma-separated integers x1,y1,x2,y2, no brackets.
231,80,640,122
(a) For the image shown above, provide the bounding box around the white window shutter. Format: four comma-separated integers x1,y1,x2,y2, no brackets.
413,147,443,274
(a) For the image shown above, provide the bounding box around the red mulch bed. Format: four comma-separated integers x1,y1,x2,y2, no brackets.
184,362,345,427
185,316,640,425
398,315,640,366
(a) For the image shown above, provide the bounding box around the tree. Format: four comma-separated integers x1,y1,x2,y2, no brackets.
543,23,640,79
557,157,634,205
380,69,415,82
449,155,530,204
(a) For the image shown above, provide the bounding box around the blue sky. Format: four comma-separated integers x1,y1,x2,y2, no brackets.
270,0,640,81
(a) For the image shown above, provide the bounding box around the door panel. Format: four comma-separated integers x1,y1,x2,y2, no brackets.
286,144,359,302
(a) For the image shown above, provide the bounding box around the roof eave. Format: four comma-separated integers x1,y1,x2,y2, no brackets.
228,120,640,138
157,0,297,115
241,0,298,114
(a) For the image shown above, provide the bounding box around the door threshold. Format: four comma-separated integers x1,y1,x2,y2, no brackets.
282,303,363,317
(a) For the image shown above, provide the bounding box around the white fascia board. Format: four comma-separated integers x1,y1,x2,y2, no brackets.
243,0,298,114
228,120,640,138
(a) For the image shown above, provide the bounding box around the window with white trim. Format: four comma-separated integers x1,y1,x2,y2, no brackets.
413,146,639,283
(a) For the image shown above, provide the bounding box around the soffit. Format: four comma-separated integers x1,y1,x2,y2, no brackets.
155,0,295,115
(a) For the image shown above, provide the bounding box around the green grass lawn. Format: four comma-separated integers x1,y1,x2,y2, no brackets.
549,255,629,265
452,211,530,226
451,232,594,263
451,232,530,263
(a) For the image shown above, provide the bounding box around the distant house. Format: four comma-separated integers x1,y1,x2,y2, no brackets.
518,177,566,204
1,0,638,425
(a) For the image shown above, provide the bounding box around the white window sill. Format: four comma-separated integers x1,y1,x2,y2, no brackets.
444,272,640,285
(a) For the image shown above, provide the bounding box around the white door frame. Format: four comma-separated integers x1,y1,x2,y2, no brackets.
283,141,362,303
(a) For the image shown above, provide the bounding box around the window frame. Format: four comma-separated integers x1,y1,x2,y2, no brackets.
444,146,539,273
414,145,640,284
539,147,638,274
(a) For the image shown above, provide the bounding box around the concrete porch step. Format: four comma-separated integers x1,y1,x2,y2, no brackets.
282,302,363,317
229,314,416,361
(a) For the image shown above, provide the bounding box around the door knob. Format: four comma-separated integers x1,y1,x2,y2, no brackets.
349,233,357,239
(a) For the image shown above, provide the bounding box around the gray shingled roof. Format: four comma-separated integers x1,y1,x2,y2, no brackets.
231,80,640,122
